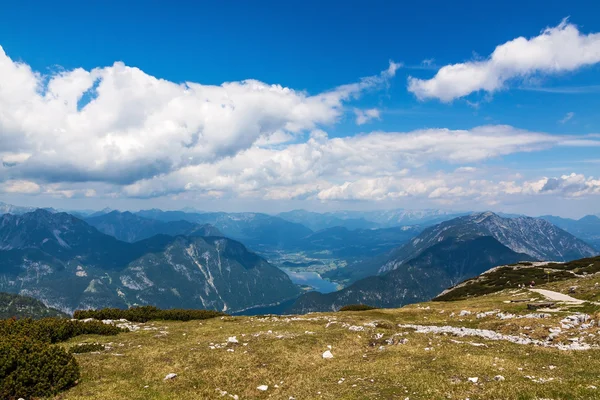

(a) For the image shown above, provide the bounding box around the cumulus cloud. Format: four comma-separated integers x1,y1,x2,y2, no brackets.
0,45,398,185
354,108,381,125
408,20,600,101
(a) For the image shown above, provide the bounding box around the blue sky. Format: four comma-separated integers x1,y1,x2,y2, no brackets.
0,0,599,217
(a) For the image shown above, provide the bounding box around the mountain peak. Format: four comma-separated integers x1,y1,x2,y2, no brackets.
471,211,498,222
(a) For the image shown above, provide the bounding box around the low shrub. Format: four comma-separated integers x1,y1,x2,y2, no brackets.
73,305,226,322
339,304,378,312
0,336,80,399
0,317,124,344
69,343,105,354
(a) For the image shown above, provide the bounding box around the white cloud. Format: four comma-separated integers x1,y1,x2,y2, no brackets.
559,111,575,124
0,45,398,185
354,108,381,125
115,125,599,201
408,20,600,101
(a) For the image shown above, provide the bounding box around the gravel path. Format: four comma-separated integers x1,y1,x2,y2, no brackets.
530,288,585,304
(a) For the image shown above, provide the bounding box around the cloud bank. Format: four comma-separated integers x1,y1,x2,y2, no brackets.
1,44,599,209
408,20,600,102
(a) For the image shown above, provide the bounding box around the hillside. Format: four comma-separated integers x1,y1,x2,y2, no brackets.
55,285,600,400
435,256,600,301
0,292,67,318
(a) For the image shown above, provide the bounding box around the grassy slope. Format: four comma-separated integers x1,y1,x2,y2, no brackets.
62,286,600,400
434,256,600,302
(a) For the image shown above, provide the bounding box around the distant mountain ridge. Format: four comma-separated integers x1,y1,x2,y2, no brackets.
85,210,222,243
0,201,56,215
277,210,379,231
277,208,467,229
135,209,313,249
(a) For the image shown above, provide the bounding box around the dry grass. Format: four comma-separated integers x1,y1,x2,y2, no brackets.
60,291,600,400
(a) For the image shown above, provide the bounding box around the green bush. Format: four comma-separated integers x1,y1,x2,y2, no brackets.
338,304,378,312
73,305,226,322
69,343,105,354
0,336,80,399
0,317,124,344
0,316,126,399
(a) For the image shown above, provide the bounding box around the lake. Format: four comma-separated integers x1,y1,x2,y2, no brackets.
280,268,340,293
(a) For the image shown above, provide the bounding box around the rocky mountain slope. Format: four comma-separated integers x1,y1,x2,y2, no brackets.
85,210,222,242
540,215,600,250
0,210,300,313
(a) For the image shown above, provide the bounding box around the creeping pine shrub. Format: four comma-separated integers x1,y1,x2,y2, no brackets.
0,317,125,399
0,317,124,344
74,305,226,322
339,304,378,312
0,336,80,399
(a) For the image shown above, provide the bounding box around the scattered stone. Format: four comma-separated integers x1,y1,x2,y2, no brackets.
323,350,334,359
459,310,472,317
228,336,238,344
494,375,505,381
164,373,177,381
468,377,479,383
257,385,268,391
399,324,594,351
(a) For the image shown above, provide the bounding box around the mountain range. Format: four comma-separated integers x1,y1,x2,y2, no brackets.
0,210,300,313
288,212,598,313
2,202,600,316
